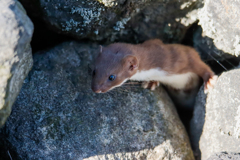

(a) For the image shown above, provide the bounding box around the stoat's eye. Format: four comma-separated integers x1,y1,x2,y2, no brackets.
109,75,115,81
92,70,96,76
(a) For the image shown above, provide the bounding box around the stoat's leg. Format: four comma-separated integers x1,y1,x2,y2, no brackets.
204,75,218,93
142,81,149,89
194,60,217,94
150,81,160,90
142,81,160,90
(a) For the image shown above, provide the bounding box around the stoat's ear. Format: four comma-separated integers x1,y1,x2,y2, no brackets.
122,55,138,71
98,45,103,54
97,45,103,57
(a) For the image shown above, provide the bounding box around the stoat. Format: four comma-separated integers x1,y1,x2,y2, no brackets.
91,39,217,94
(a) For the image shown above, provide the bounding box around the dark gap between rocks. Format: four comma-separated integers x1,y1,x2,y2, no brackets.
181,21,199,47
0,128,18,160
30,17,73,53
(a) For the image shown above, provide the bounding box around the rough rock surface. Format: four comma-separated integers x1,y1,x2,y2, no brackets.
191,69,240,160
0,0,33,127
5,41,194,160
198,0,240,57
207,152,240,160
19,0,201,43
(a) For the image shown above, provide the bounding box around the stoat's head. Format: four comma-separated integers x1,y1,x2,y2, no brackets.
91,44,138,93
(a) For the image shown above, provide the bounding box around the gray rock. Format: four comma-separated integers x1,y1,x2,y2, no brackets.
5,41,194,160
19,0,201,43
207,152,240,160
191,69,240,160
198,0,240,57
0,0,34,127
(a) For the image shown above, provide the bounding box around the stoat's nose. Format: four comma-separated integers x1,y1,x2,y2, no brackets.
91,85,102,93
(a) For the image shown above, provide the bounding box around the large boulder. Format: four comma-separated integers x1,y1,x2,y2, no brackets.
190,68,240,160
19,0,201,43
5,41,194,160
198,0,240,57
0,0,34,127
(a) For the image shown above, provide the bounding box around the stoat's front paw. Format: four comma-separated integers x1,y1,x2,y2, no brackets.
142,81,160,90
204,75,218,94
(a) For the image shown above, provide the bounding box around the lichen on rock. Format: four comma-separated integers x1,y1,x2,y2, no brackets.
19,0,201,43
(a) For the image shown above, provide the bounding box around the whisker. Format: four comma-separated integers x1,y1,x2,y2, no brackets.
7,150,13,160
120,86,140,88
124,82,141,84
123,84,139,86
116,88,130,93
213,51,236,68
106,92,114,96
195,43,228,71
209,54,228,71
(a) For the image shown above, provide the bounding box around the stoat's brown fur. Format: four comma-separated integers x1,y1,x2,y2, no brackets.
91,39,217,94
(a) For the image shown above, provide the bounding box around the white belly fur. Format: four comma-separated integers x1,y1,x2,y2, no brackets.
130,68,199,89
